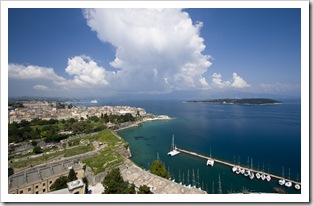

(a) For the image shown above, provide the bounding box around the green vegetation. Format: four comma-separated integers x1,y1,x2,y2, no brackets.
102,168,135,194
32,146,42,154
67,168,78,182
149,160,169,179
9,145,93,169
50,168,78,192
138,185,153,194
186,98,283,105
82,130,127,175
50,176,68,191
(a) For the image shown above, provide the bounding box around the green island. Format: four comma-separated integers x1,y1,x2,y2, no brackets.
185,98,283,105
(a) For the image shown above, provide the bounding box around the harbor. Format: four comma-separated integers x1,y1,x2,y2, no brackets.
171,146,301,190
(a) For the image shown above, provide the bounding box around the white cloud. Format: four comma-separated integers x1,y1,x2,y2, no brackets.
83,8,212,93
211,72,250,89
62,56,109,88
8,64,65,81
33,85,50,91
231,73,251,88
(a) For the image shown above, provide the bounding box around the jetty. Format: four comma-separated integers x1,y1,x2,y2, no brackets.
175,147,301,186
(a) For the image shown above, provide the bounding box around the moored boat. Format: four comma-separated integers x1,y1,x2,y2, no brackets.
232,166,238,172
207,159,214,166
256,173,261,179
279,179,286,185
294,184,301,190
266,175,271,182
249,172,255,180
261,173,266,181
285,181,292,187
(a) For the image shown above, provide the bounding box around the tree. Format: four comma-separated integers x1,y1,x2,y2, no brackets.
149,160,169,179
33,146,42,154
138,185,153,194
82,177,89,194
50,176,68,191
68,168,77,182
102,168,135,194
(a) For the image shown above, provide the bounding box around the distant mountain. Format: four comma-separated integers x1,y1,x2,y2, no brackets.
185,98,283,105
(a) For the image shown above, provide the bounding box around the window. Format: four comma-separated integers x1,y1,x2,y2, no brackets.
49,180,52,184
35,185,38,189
28,187,31,191
42,183,45,186
43,189,46,193
36,191,39,194
20,190,23,194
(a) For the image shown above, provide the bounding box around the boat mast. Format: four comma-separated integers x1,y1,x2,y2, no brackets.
218,174,222,194
192,169,196,187
197,169,200,188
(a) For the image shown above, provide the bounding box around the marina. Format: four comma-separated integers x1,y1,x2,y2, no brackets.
171,147,301,189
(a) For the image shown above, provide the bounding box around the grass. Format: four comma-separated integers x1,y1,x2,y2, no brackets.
82,130,127,175
9,129,128,174
9,145,94,169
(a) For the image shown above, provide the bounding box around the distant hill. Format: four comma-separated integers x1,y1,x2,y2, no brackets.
185,98,283,105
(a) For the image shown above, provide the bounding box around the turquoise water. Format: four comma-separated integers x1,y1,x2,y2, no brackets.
74,99,301,194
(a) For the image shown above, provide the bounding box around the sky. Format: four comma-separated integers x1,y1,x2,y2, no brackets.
8,8,301,99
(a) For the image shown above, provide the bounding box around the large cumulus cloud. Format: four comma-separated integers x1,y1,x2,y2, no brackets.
83,8,212,93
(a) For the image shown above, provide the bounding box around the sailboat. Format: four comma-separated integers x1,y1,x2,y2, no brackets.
294,174,301,190
206,148,214,166
278,166,286,185
167,135,180,156
284,168,292,187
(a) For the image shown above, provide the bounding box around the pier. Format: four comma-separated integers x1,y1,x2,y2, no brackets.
175,147,301,186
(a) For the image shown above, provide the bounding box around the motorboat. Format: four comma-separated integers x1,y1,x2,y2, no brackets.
244,170,250,177
249,172,255,180
232,166,238,172
207,159,214,167
285,181,292,187
294,184,301,190
256,173,261,179
261,173,266,181
266,175,271,182
278,179,286,185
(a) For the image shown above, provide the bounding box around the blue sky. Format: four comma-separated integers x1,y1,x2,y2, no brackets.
8,8,301,99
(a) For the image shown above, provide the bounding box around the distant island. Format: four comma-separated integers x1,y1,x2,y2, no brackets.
185,98,283,105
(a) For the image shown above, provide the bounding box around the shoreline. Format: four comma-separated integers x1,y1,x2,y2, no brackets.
114,115,175,132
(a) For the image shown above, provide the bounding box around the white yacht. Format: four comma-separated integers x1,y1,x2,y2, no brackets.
285,181,292,187
261,173,266,180
167,135,180,156
279,179,286,185
294,184,301,190
256,173,261,179
266,175,271,182
232,166,238,173
206,159,214,166
249,172,255,180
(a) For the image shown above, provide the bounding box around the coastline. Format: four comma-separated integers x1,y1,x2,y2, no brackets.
114,115,174,132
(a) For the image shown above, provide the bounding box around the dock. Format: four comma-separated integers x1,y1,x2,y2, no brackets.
175,147,301,186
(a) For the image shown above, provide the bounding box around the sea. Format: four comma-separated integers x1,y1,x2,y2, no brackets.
72,98,301,194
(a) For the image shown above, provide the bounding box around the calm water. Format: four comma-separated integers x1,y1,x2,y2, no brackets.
76,99,301,194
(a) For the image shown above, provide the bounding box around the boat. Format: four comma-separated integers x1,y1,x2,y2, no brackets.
266,175,271,182
278,166,286,185
235,167,241,174
285,181,292,187
232,166,238,172
256,173,261,179
206,159,214,166
167,135,180,156
244,170,250,177
240,168,245,174
90,100,97,103
279,179,286,185
206,148,214,166
294,184,301,190
249,172,255,180
261,173,266,181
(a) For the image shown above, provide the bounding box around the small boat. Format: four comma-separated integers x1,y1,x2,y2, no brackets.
207,159,214,166
261,173,266,181
236,168,241,174
249,172,255,180
279,179,286,185
240,168,245,174
232,166,238,172
285,181,292,187
294,184,301,190
90,100,97,103
244,170,250,177
256,173,261,179
266,175,271,182
167,135,180,156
